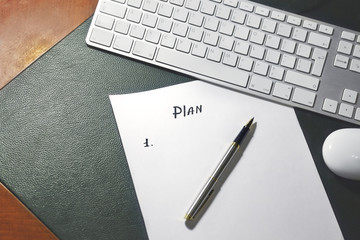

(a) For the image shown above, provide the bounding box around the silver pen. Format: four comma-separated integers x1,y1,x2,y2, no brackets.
185,117,254,221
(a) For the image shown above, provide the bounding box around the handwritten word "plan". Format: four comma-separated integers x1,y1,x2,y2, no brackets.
173,105,202,119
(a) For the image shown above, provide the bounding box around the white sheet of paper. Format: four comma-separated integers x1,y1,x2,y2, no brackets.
110,81,343,240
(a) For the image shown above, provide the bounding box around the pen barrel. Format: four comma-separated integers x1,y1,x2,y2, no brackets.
185,176,216,220
211,142,239,181
185,143,239,220
234,126,250,145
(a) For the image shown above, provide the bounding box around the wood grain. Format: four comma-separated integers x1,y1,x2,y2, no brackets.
0,183,58,240
0,0,98,89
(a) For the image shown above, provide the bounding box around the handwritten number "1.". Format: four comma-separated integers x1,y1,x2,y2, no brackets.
144,138,153,147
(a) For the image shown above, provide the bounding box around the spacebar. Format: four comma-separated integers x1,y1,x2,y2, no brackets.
156,48,249,87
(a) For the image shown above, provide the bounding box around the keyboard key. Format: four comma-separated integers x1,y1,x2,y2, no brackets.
156,48,250,87
115,20,130,34
128,0,143,8
253,61,269,76
145,29,161,44
188,27,204,41
100,0,127,18
223,0,238,8
142,13,158,27
280,54,296,69
338,103,354,118
133,41,157,59
158,18,173,32
219,22,235,35
319,24,334,35
287,15,301,26
311,48,327,76
173,22,188,37
113,35,133,53
265,35,280,49
176,38,192,53
234,25,250,40
277,23,292,37
204,18,219,31
334,54,349,69
219,36,234,50
158,3,174,17
143,0,159,13
308,32,330,48
249,75,273,94
296,43,311,58
249,45,265,59
207,47,222,62
296,58,312,73
292,27,307,42
269,66,284,80
173,8,189,22
239,1,254,12
341,31,356,41
271,11,285,21
355,108,360,121
161,34,176,48
303,20,317,30
322,98,338,113
204,32,219,46
273,82,292,100
216,5,231,19
185,0,200,10
353,45,360,58
130,25,146,39
234,41,250,55
337,40,353,55
285,70,319,90
200,1,216,15
238,56,254,71
188,12,204,26
223,52,238,67
262,19,277,33
95,14,115,30
342,89,358,104
89,27,114,46
191,42,207,57
249,30,265,44
246,15,262,29
255,6,269,17
292,88,316,107
170,0,185,6
281,39,296,53
350,59,360,73
127,8,143,23
265,49,280,64
231,10,246,24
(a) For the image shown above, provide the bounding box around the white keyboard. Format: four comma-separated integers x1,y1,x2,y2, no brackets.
86,0,360,125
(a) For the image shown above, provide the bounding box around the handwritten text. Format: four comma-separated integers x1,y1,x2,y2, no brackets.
173,105,202,119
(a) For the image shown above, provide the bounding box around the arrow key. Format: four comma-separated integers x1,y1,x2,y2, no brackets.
322,98,338,113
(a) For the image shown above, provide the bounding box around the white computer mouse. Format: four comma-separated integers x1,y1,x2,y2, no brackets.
322,128,360,180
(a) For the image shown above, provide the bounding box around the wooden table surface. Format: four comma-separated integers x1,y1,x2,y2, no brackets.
0,0,97,238
0,0,97,89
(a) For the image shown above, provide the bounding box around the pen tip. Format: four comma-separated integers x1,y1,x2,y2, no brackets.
246,117,254,128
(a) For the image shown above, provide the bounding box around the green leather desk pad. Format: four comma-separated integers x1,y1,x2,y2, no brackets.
1,2,360,239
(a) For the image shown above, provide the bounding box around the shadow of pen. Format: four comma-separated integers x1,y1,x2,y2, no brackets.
185,122,257,229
